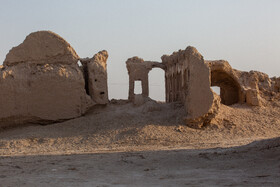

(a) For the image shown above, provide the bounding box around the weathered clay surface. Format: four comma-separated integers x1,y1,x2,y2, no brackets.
207,60,279,106
0,31,92,128
125,47,221,127
206,60,242,105
1,31,279,130
80,50,109,105
4,31,79,66
126,57,165,101
162,47,220,127
0,63,92,127
273,77,280,92
185,93,221,128
126,46,280,128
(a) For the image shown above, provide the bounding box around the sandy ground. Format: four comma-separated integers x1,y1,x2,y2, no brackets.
0,138,279,187
0,99,280,186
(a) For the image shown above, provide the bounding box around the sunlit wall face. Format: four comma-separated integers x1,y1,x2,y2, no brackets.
0,0,279,100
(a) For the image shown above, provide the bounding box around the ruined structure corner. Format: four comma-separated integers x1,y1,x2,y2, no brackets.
80,50,109,105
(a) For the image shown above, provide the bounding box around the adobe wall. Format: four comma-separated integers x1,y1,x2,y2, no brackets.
80,50,109,105
162,47,220,127
1,31,279,129
126,57,165,101
206,60,244,105
272,77,280,92
0,31,108,128
126,47,220,128
207,60,280,106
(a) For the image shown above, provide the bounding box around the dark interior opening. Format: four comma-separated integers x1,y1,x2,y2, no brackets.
211,70,240,106
80,61,90,95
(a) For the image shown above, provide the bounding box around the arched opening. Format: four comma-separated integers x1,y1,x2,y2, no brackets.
148,68,165,102
211,70,240,105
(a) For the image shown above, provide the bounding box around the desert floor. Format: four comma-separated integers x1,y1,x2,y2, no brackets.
0,100,280,186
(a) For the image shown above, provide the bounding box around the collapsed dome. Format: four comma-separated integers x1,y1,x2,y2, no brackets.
4,31,79,66
0,31,91,127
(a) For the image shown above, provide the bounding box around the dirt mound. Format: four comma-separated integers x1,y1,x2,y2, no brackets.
0,98,279,156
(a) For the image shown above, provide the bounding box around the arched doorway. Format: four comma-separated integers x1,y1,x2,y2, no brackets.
148,68,165,102
211,70,241,105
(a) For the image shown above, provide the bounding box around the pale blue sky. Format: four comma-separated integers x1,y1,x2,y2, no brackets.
0,0,279,101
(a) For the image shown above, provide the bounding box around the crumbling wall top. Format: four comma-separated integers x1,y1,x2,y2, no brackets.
4,31,79,66
81,50,109,105
161,46,202,66
92,50,108,67
126,56,165,74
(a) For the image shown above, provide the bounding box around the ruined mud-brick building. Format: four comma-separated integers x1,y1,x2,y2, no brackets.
126,47,280,127
0,31,108,127
0,30,279,129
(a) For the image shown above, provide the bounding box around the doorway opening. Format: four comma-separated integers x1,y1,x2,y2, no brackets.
134,80,142,94
211,70,240,105
148,68,165,102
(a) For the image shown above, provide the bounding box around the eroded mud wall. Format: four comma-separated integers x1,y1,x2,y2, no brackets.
0,31,93,127
162,47,220,127
80,50,109,105
207,60,280,106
